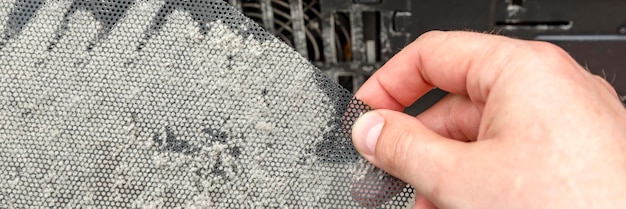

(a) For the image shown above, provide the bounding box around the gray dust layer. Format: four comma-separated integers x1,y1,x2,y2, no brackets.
0,0,413,208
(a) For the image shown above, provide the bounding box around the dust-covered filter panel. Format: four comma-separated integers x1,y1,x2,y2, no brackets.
0,0,413,208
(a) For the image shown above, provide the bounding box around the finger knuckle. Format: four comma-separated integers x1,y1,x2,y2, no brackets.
524,41,585,77
415,30,448,44
592,74,609,83
592,75,619,97
529,41,571,61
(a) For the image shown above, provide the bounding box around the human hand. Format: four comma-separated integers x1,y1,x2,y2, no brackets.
351,31,626,208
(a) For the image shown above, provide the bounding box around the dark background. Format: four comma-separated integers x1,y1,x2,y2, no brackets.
235,0,626,114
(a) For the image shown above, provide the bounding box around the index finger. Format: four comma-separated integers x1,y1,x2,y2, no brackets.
355,31,551,110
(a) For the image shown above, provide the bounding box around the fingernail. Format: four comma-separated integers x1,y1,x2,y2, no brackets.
353,112,384,156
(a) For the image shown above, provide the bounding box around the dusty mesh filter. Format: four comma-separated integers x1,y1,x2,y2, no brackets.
0,0,414,208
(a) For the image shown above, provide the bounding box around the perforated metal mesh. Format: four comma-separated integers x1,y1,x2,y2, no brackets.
0,0,413,208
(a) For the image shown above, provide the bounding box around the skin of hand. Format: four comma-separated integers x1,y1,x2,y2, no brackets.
351,31,626,209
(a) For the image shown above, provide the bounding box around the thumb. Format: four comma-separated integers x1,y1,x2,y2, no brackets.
352,109,467,199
